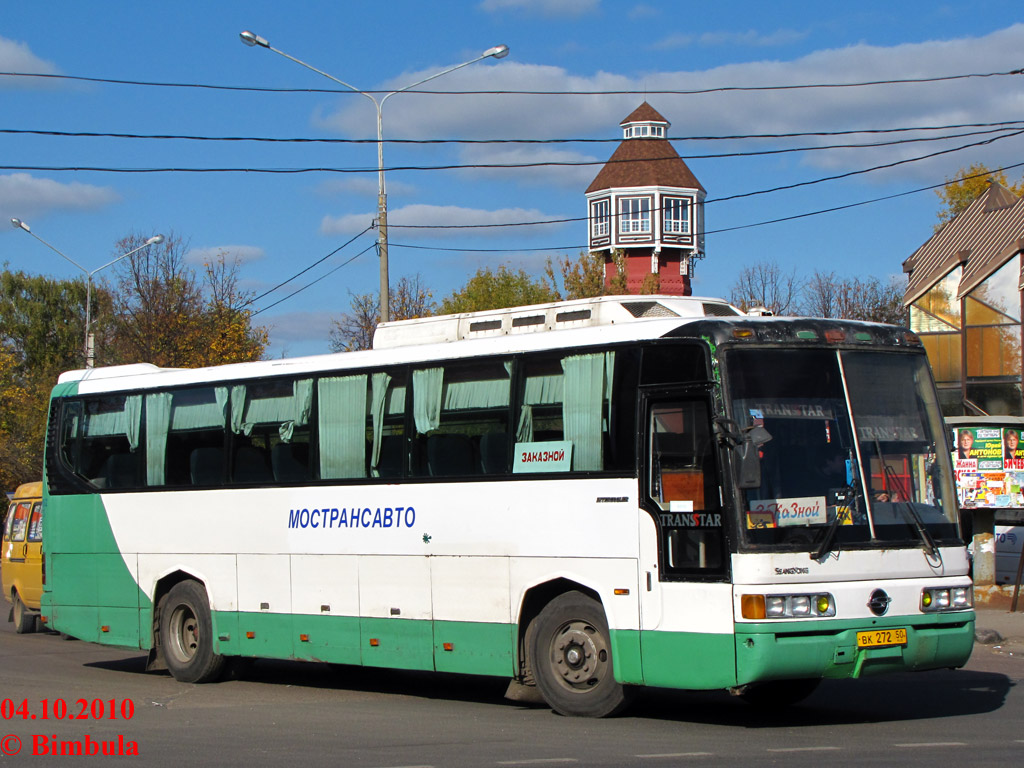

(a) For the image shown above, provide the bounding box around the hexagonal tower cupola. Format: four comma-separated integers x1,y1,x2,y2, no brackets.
586,103,706,295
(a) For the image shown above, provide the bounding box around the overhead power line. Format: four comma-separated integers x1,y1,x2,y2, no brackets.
2,66,1021,95
241,159,1024,313
4,124,1022,176
4,119,1023,145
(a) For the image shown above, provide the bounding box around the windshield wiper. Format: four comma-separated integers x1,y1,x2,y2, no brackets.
882,461,940,561
810,485,855,561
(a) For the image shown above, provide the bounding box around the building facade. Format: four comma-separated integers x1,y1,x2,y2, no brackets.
903,182,1024,416
585,103,705,295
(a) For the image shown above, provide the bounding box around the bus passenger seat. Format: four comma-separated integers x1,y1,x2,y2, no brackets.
103,453,138,489
375,435,404,478
233,445,270,484
427,434,475,477
479,432,509,474
272,442,309,483
190,447,224,486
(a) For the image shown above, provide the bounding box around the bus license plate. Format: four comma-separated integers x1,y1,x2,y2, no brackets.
856,628,907,648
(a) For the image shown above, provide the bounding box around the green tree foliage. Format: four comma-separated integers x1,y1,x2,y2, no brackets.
0,269,101,488
329,274,436,352
552,250,631,300
104,233,268,367
936,163,1024,227
439,264,559,315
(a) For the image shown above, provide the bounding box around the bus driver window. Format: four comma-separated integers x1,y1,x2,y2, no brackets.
648,401,723,573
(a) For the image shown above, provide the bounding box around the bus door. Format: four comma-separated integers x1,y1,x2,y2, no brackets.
639,393,735,689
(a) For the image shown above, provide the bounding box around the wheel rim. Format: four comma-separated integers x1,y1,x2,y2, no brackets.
548,619,610,691
13,596,23,624
167,603,200,663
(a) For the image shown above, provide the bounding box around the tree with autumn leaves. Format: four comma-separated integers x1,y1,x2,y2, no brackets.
0,233,267,490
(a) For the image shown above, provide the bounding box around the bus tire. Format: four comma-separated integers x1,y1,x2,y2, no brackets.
529,591,629,718
13,592,35,634
740,678,820,708
160,581,225,684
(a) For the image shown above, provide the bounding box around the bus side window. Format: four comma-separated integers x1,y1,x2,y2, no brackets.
518,351,616,472
648,400,725,574
411,359,512,478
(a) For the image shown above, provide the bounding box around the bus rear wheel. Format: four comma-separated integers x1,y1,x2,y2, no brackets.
529,591,629,718
12,592,36,634
159,581,225,684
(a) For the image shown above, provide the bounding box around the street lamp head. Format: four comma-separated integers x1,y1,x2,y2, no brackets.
146,234,165,246
10,217,29,232
239,30,270,48
484,44,510,59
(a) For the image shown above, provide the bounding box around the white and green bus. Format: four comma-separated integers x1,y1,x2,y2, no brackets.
41,295,974,717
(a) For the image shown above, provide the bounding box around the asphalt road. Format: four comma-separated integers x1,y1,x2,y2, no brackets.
1,617,1022,767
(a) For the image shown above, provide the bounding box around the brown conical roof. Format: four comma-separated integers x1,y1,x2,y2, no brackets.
620,102,670,126
588,103,703,194
586,138,704,194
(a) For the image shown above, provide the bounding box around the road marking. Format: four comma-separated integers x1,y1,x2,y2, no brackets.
766,747,841,753
894,743,966,748
497,760,578,766
636,753,714,759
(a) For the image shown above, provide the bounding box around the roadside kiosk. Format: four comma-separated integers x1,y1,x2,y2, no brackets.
947,416,1024,598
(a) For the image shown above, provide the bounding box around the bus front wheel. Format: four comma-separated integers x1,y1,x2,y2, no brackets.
12,592,35,634
529,591,629,718
159,581,225,684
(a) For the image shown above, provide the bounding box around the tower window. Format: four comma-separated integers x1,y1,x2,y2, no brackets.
619,197,651,234
591,199,610,238
664,198,690,234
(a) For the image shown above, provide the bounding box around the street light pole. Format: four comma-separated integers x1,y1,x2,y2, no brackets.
10,218,164,367
239,31,509,322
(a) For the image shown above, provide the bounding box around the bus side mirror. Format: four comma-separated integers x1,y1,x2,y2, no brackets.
738,425,772,489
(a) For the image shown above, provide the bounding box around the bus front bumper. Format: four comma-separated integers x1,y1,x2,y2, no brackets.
734,611,975,684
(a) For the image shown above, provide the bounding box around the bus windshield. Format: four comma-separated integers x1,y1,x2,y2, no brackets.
726,348,960,553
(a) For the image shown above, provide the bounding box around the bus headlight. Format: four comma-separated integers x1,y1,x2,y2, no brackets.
741,593,835,619
921,586,972,612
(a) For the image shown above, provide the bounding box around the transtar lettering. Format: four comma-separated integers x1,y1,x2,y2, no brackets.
658,512,722,528
287,506,416,530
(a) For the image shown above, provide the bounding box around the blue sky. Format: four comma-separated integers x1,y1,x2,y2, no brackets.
2,1,1023,358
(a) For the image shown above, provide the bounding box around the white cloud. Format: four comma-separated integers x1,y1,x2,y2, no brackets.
321,203,570,238
261,310,338,357
628,4,660,20
0,173,119,218
0,36,60,88
185,245,266,266
652,28,810,50
312,24,1024,192
478,0,599,16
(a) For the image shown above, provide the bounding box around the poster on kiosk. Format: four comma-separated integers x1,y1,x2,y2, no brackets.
953,426,1024,508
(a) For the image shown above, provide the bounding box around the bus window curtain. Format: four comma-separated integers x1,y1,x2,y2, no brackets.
562,351,614,471
230,385,250,436
144,392,172,486
318,375,367,479
413,367,443,434
517,404,534,442
370,372,392,477
125,395,143,452
279,378,314,443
